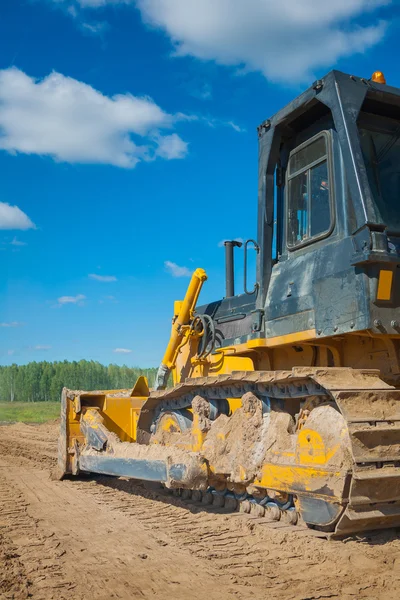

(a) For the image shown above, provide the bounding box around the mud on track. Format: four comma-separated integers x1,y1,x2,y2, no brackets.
1,422,400,600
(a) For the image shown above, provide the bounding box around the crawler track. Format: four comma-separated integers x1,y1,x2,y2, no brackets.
141,368,400,535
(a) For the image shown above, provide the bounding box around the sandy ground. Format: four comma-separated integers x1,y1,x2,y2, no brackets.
1,422,400,599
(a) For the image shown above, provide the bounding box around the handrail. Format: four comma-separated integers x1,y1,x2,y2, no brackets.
244,239,260,295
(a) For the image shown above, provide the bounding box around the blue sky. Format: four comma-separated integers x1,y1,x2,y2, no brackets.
0,0,398,367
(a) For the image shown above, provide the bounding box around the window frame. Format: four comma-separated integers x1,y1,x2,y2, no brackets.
286,130,335,250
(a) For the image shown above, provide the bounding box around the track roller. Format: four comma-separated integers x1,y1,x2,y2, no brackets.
250,503,266,518
285,508,298,525
212,494,225,508
202,491,213,505
265,503,281,521
240,500,252,514
224,497,238,512
191,490,202,502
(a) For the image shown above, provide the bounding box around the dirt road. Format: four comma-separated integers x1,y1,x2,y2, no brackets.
1,421,400,600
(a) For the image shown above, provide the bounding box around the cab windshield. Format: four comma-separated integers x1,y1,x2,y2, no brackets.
358,113,400,233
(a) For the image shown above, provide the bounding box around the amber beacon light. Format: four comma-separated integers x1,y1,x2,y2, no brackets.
371,70,386,84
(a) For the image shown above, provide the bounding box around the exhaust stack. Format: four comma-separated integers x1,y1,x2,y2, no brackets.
224,240,242,297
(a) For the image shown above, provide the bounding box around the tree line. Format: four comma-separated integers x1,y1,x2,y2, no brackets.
0,360,158,402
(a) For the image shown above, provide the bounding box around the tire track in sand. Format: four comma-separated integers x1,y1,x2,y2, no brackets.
0,464,73,600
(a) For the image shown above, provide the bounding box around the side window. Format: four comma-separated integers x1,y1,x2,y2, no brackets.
287,134,332,248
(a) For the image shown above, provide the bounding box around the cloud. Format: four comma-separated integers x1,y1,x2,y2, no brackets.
48,2,389,82
203,117,245,133
0,67,189,168
164,260,191,277
77,0,130,6
190,82,212,101
0,202,36,230
32,345,52,350
89,273,117,282
135,0,389,82
54,0,109,35
67,4,78,17
57,294,86,305
113,347,132,353
80,21,109,35
7,349,15,356
10,237,27,246
227,121,245,133
0,321,25,327
155,133,188,159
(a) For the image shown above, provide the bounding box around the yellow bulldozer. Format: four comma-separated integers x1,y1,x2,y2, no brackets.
58,69,400,537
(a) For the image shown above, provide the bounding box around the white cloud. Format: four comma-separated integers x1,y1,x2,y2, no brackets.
48,1,123,36
164,260,191,277
67,4,78,17
81,21,108,35
48,1,389,82
0,67,189,168
0,202,36,230
57,294,86,305
7,349,15,356
89,273,117,282
77,0,129,5
155,133,188,159
135,0,389,82
113,347,132,353
33,345,52,350
0,321,25,327
198,115,244,132
227,121,245,133
190,82,212,101
10,237,27,246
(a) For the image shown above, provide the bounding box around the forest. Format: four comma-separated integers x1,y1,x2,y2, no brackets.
0,360,157,402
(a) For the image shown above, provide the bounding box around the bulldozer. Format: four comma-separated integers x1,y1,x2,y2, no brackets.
58,69,400,536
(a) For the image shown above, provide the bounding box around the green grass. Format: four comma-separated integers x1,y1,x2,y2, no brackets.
0,402,60,423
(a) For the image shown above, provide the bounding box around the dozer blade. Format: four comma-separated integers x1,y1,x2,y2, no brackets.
58,386,208,490
58,379,151,477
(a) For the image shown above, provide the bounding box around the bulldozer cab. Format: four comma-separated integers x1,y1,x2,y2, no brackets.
260,70,400,342
202,70,400,361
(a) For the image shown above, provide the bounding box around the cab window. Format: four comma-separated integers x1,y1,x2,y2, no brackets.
287,133,332,248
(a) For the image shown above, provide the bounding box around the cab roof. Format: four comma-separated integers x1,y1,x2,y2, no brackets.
258,70,400,135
